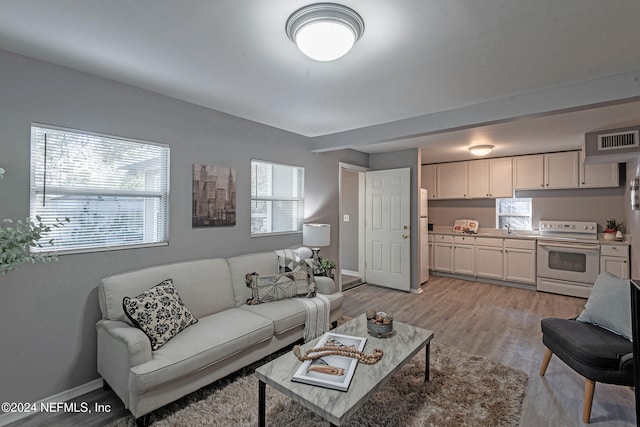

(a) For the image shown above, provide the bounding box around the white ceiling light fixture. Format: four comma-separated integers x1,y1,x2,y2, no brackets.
468,144,495,156
286,3,365,62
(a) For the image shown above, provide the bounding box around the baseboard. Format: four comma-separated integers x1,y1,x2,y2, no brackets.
0,378,102,426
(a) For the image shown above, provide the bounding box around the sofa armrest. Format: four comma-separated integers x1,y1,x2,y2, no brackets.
620,352,634,372
314,276,337,294
97,319,152,367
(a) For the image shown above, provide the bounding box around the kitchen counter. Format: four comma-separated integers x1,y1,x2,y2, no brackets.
431,226,631,244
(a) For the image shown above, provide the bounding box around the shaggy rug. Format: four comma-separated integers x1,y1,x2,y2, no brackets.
107,342,528,427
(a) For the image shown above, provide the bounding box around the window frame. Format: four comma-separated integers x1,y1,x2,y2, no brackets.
495,197,532,231
29,123,170,255
250,159,305,237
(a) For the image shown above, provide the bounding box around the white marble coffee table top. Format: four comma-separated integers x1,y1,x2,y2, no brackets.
255,314,434,426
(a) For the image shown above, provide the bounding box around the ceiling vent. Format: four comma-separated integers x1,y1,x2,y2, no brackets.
597,130,639,151
584,126,640,164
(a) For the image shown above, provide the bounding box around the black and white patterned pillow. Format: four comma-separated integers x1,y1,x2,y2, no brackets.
275,249,311,277
122,279,198,350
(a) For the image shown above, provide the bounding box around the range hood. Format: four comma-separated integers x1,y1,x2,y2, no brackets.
584,125,640,164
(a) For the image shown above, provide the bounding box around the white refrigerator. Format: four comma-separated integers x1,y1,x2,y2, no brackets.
420,188,429,283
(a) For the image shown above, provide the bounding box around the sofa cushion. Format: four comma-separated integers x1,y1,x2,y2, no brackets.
227,252,279,307
123,279,198,350
100,258,234,322
129,308,274,394
542,317,633,374
577,272,632,340
240,299,307,334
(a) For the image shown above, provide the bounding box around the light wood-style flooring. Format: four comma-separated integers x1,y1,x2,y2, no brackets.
8,276,636,426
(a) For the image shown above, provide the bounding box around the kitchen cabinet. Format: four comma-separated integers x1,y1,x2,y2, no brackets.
513,154,544,189
600,244,629,279
579,149,619,188
421,164,438,199
475,237,504,280
428,234,434,271
513,151,579,190
453,235,475,275
467,158,513,198
436,162,468,199
433,234,454,273
545,151,579,189
503,239,536,284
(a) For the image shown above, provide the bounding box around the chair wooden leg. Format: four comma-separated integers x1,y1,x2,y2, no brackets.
539,348,553,376
583,379,596,423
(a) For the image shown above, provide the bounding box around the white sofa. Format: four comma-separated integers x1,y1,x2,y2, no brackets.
96,249,343,422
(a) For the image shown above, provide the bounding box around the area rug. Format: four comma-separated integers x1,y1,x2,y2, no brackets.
107,342,527,427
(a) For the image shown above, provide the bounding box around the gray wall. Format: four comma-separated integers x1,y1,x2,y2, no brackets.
0,49,339,404
340,169,359,271
369,149,422,291
626,160,640,279
428,188,625,231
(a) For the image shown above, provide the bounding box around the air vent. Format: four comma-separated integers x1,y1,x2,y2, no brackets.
598,130,639,151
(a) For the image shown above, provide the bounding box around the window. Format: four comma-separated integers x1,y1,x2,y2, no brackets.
30,124,169,253
496,198,532,230
251,159,304,236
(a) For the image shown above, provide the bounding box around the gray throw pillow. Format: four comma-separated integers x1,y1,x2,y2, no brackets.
577,272,632,341
247,271,315,305
123,279,198,350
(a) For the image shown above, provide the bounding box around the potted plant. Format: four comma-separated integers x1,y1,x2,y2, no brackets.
319,258,337,278
0,167,68,275
603,218,622,241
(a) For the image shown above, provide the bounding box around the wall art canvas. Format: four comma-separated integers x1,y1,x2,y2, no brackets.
192,164,236,227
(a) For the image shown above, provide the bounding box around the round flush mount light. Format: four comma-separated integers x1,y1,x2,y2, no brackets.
468,145,495,156
286,3,365,61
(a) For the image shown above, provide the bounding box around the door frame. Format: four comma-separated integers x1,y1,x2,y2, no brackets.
338,162,367,291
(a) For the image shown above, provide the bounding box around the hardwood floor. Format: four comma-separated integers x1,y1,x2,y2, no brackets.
342,277,636,426
7,276,636,426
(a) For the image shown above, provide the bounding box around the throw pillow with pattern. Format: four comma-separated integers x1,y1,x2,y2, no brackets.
247,271,316,305
122,279,198,350
275,249,312,278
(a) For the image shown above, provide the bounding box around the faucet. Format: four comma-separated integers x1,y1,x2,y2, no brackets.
505,223,512,235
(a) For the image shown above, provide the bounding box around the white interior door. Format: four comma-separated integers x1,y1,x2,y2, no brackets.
365,168,411,291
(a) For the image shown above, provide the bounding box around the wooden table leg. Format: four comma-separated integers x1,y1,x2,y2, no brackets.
258,380,266,427
425,342,431,382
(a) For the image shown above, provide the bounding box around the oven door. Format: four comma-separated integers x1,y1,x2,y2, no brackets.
537,240,600,284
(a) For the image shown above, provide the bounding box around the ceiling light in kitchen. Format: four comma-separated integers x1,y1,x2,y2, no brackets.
468,145,495,156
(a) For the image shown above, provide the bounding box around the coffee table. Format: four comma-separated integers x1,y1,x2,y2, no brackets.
255,314,434,426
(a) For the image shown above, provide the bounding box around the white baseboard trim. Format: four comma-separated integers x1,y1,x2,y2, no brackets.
0,378,102,426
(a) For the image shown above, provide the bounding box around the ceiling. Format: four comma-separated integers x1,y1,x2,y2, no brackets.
1,1,640,162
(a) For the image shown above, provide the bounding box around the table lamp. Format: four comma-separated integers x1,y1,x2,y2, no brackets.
303,223,330,274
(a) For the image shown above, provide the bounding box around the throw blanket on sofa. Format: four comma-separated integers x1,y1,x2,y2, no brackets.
296,293,331,341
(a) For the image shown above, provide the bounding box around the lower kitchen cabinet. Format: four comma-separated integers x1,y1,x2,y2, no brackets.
433,235,454,273
475,237,504,280
453,236,475,275
600,243,629,279
503,239,536,284
428,234,434,271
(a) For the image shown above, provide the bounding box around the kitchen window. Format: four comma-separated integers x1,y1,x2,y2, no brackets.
250,159,304,236
496,198,532,230
30,124,170,254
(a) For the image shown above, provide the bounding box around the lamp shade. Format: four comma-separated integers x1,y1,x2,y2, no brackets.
303,223,330,247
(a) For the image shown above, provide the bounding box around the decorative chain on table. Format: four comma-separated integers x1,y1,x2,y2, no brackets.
293,345,384,365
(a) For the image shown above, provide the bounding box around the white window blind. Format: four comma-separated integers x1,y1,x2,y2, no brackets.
30,125,170,254
251,159,304,236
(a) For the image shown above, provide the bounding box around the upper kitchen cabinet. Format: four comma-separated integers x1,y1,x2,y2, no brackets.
436,162,468,199
421,164,438,199
579,149,619,188
467,157,513,198
513,151,579,190
545,151,579,189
